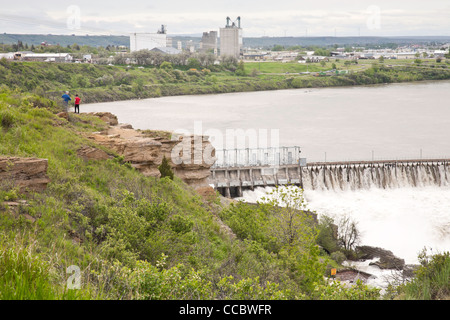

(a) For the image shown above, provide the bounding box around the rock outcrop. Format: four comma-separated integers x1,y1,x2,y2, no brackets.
335,269,373,283
86,112,118,126
77,146,113,161
85,114,216,187
356,245,406,270
0,157,51,192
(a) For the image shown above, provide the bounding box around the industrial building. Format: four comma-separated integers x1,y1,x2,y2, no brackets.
130,25,169,52
219,17,242,58
200,31,218,54
151,47,181,55
21,53,73,62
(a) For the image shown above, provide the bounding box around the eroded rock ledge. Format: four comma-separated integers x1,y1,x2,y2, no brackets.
84,112,216,188
0,157,51,192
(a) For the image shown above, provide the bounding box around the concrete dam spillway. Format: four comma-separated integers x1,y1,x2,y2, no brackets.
302,161,449,191
210,160,450,197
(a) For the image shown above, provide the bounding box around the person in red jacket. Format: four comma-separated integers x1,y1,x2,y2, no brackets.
74,94,81,114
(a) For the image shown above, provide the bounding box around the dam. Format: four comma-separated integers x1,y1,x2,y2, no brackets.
208,147,450,197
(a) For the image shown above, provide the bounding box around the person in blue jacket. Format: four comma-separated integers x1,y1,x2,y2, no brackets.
62,91,71,112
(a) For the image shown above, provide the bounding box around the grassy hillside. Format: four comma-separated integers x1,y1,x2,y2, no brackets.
0,88,390,300
1,59,449,106
0,61,448,300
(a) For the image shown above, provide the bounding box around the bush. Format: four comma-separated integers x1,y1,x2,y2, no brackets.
330,251,346,265
158,156,174,180
400,249,450,300
0,244,92,300
160,61,173,70
0,110,16,129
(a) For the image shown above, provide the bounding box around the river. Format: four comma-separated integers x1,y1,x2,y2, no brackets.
83,80,450,267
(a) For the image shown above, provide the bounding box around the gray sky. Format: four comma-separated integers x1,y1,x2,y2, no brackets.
1,0,449,37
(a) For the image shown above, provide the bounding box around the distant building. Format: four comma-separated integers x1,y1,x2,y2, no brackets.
433,50,448,57
130,33,167,52
151,47,181,55
200,31,218,54
83,54,92,63
219,17,243,58
394,52,418,59
0,52,15,60
22,53,73,62
130,25,168,52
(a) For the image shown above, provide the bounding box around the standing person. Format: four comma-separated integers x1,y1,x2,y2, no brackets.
61,91,71,112
74,94,81,114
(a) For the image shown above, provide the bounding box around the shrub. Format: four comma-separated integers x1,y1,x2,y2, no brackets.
330,251,346,265
0,110,15,129
400,249,450,300
160,61,173,70
158,156,174,180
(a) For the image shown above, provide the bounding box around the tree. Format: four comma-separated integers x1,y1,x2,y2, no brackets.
414,59,422,65
272,45,284,52
260,186,316,249
378,56,385,63
336,214,360,251
160,61,173,70
235,60,246,76
313,48,331,57
187,57,201,70
158,156,174,180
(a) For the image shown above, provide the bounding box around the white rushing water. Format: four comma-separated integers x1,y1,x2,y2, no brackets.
240,185,450,265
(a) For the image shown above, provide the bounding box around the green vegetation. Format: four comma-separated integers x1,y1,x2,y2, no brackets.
0,50,448,106
0,85,448,300
0,53,448,110
158,156,174,180
387,249,450,300
0,89,385,300
0,47,449,300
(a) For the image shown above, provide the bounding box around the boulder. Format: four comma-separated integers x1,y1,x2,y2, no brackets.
335,269,373,283
86,112,118,126
356,245,405,270
77,146,112,161
0,157,51,192
56,112,69,120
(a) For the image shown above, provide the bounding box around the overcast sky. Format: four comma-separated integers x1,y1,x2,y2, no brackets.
1,0,449,37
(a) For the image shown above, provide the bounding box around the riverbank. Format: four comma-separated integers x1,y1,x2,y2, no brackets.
1,58,450,105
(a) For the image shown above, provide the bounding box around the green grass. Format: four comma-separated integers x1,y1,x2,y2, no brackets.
244,61,328,74
401,250,450,300
1,58,448,107
0,63,448,299
0,89,388,300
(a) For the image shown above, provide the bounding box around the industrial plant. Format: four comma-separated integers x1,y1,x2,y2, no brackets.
219,17,242,58
129,17,243,58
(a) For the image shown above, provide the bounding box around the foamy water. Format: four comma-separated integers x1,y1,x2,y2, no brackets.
239,186,450,265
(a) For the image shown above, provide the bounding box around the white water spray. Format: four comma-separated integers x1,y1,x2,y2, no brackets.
240,183,450,265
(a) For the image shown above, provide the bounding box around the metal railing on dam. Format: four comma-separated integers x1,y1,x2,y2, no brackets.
212,146,304,169
208,152,450,198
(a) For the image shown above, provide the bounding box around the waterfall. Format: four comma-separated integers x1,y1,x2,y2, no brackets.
300,163,450,191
